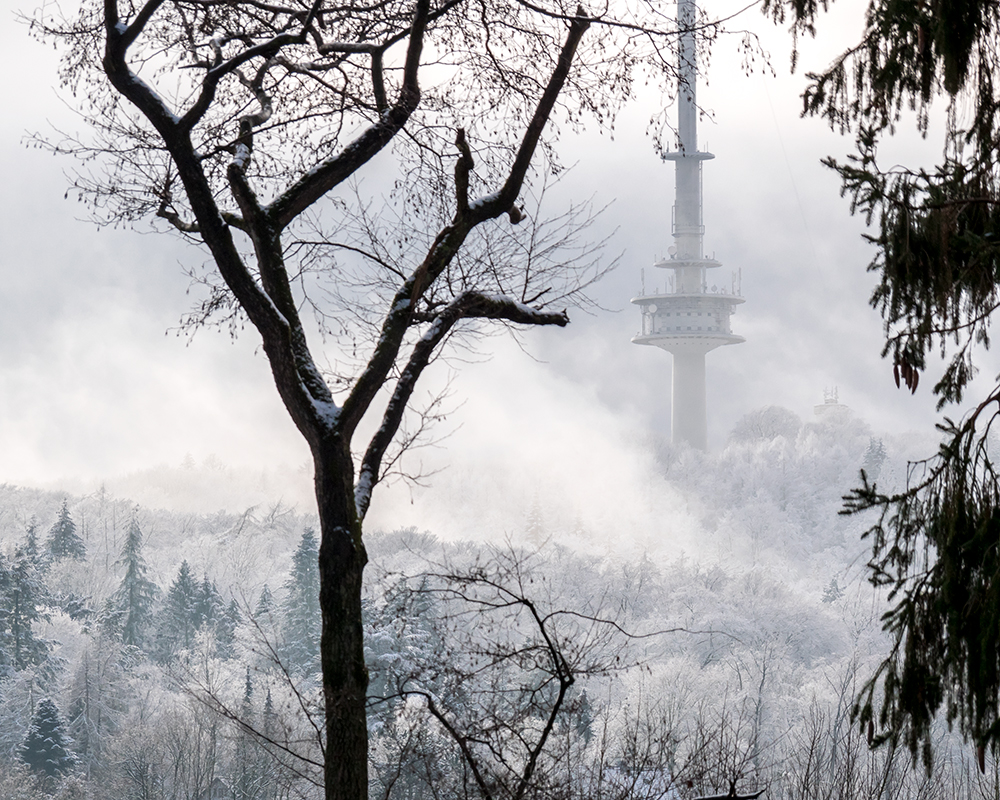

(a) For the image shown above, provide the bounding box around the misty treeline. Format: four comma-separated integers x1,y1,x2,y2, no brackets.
0,406,998,799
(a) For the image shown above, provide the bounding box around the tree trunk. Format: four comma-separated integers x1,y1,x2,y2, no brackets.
315,436,369,800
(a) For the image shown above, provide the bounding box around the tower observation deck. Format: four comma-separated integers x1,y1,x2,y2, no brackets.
631,0,744,449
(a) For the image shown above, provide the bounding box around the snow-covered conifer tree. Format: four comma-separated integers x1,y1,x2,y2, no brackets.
3,548,52,673
254,585,274,622
216,598,241,660
193,574,223,631
46,501,86,562
22,518,44,572
255,687,282,800
155,560,198,660
233,666,262,800
110,517,157,649
861,437,887,481
281,529,320,676
20,697,77,778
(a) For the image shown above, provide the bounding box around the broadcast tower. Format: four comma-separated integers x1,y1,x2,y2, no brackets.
631,0,744,449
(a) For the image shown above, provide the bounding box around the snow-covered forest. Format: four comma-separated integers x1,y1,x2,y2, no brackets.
0,403,995,799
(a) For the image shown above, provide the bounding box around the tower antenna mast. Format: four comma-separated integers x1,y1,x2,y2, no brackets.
631,0,744,449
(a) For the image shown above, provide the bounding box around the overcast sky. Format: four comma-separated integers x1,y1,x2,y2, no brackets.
0,0,986,531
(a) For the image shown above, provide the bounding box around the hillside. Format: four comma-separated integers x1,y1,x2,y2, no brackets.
0,407,984,799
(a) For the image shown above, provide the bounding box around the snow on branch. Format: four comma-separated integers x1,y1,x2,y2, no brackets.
355,291,567,519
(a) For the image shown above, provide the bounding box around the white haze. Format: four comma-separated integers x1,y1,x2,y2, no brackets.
2,0,996,532
3,7,998,794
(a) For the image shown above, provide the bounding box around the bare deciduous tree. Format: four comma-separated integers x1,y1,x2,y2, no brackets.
371,546,626,800
364,543,749,800
28,0,742,796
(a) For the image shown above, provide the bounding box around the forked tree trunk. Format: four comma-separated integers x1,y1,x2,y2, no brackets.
96,8,590,800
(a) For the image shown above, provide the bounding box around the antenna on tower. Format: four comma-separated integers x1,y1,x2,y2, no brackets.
628,0,745,450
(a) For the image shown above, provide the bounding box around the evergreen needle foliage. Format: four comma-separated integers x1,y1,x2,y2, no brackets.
20,698,77,778
845,405,1000,766
156,560,198,659
1,548,53,674
768,0,1000,765
46,501,85,562
281,528,321,676
109,517,157,648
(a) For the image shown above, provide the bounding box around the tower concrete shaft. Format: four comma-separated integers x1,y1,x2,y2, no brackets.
630,0,744,450
672,350,707,448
